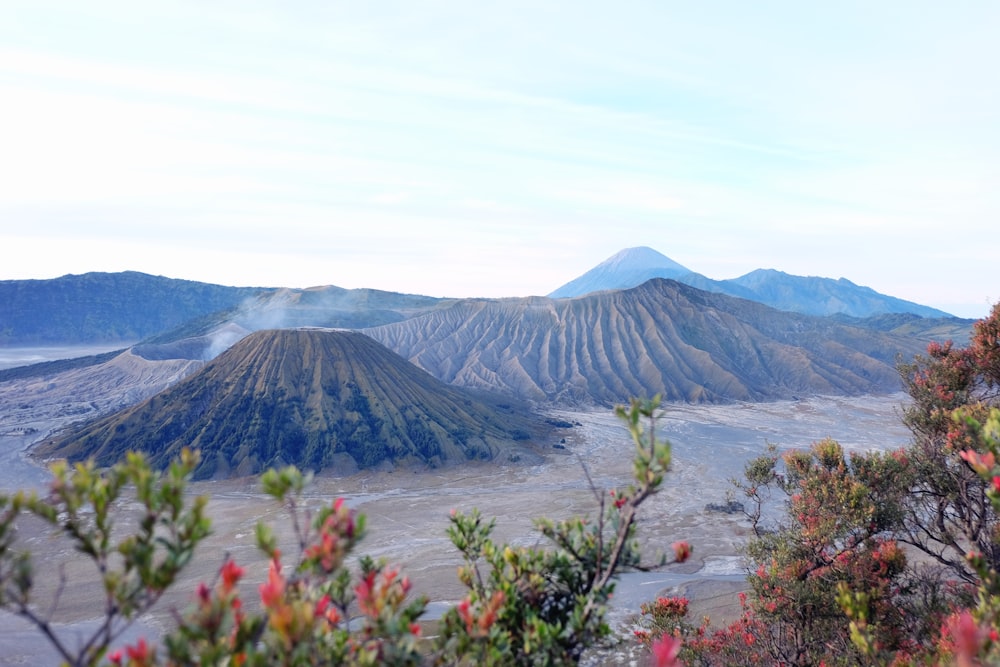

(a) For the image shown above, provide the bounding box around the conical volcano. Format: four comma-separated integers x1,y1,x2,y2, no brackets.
36,329,544,478
548,246,692,298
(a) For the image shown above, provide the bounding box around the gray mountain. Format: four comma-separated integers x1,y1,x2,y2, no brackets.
0,272,453,349
725,269,951,318
548,247,691,298
365,279,927,406
0,272,267,345
548,248,952,318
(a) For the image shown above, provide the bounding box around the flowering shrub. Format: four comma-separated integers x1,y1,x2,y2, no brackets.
432,396,682,665
631,303,1000,666
640,439,920,666
0,397,684,666
0,449,210,667
897,302,1000,583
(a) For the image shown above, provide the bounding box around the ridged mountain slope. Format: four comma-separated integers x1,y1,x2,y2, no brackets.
36,329,543,479
365,279,926,405
828,312,976,344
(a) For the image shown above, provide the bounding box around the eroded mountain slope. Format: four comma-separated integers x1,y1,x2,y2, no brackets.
365,279,925,405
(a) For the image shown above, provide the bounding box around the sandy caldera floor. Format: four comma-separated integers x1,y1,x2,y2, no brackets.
0,394,911,664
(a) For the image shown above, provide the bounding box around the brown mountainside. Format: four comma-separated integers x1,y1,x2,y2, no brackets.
36,329,545,478
364,279,925,405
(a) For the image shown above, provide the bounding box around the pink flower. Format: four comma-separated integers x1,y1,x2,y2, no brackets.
948,610,985,667
650,634,683,666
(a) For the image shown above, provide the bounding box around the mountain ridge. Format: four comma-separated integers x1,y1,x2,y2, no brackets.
0,272,267,345
0,273,454,347
365,278,925,406
548,247,952,319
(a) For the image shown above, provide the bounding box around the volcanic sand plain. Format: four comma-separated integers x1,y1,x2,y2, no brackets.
0,360,911,664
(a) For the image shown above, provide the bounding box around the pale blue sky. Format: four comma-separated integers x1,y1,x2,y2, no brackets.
1,1,997,318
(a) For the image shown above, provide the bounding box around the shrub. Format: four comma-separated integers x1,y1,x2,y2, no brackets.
0,397,683,666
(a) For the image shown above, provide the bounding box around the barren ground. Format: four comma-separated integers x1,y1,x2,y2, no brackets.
0,351,912,663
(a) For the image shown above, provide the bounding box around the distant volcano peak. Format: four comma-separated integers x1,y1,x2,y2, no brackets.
602,246,689,271
548,246,691,299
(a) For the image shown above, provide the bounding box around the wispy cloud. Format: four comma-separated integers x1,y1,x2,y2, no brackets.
0,1,997,317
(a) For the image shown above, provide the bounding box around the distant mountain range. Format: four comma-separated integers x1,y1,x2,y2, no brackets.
0,251,960,348
36,329,545,478
0,273,453,346
0,271,265,345
549,247,953,318
3,253,978,477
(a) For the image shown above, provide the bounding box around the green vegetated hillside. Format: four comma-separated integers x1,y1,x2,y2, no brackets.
35,329,544,479
0,272,267,344
0,273,456,346
366,278,932,405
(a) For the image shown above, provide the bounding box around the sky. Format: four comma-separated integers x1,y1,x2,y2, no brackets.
1,2,997,318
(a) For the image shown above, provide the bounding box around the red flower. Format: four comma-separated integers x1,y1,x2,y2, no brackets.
315,594,342,625
259,558,285,609
457,598,474,633
126,637,151,664
672,541,692,563
221,559,244,593
355,570,378,616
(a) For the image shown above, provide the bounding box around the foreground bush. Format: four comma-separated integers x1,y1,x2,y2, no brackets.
633,302,1000,666
0,397,685,666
